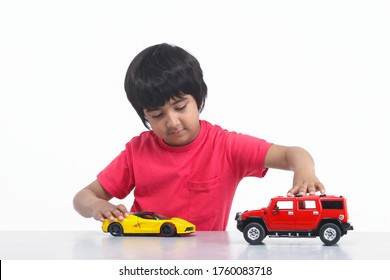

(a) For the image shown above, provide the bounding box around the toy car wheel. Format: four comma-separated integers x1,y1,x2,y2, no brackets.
160,223,176,237
319,223,341,245
244,223,266,245
108,222,124,237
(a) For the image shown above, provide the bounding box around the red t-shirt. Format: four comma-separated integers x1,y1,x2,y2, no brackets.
97,120,272,230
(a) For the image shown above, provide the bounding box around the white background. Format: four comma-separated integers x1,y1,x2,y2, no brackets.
1,0,389,232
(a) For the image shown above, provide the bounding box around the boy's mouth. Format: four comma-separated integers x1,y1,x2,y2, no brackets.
168,129,185,137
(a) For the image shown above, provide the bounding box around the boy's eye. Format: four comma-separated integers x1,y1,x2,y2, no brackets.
175,104,187,111
146,103,187,119
150,112,163,119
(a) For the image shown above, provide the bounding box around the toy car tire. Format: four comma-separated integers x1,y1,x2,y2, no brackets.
160,223,176,237
319,223,341,246
244,223,266,245
108,222,124,237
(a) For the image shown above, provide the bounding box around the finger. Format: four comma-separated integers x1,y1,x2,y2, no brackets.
117,204,130,217
298,184,308,196
287,184,306,197
307,183,316,195
94,213,105,222
111,209,126,221
102,210,116,221
287,187,299,196
316,182,326,194
287,186,297,196
291,182,308,196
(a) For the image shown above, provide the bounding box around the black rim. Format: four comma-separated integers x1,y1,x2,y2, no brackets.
109,223,123,236
161,224,175,237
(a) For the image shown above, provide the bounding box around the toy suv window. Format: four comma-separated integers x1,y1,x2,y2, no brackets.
298,200,316,210
275,201,293,210
321,200,344,209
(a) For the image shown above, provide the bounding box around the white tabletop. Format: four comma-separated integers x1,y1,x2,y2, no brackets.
0,230,388,260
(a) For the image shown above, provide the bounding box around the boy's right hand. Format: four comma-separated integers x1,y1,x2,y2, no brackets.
92,200,130,222
73,179,131,222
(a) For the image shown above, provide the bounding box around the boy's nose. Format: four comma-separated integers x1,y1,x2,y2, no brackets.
166,112,180,129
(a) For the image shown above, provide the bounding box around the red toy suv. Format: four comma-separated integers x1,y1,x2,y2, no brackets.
235,194,353,245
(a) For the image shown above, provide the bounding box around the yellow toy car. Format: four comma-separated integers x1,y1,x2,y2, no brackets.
102,211,196,237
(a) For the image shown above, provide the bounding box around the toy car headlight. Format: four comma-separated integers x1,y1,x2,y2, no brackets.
339,214,345,220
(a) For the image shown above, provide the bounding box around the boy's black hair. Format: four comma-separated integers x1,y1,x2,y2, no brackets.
124,43,207,129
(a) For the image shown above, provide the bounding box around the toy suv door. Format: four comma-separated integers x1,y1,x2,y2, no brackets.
267,200,295,230
295,198,321,230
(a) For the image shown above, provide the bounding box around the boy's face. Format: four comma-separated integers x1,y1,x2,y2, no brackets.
143,94,201,146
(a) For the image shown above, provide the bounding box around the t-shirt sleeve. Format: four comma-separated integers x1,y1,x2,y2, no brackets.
225,132,273,179
97,145,135,199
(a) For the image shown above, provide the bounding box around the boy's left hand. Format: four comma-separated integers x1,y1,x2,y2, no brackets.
264,145,326,197
287,167,325,197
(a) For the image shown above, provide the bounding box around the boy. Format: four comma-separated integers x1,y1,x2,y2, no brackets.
73,43,325,231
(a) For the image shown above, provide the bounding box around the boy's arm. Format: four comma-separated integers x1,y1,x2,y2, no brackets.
73,179,129,222
264,144,325,196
